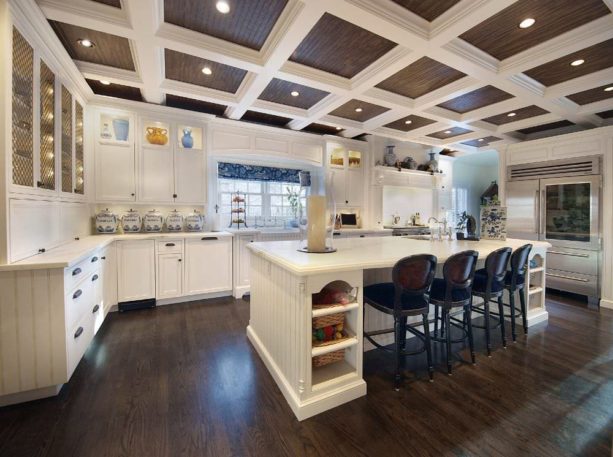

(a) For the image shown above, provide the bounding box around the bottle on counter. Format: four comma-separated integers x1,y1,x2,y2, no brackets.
414,212,421,225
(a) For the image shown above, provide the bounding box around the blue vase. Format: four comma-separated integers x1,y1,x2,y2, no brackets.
112,119,129,141
181,128,194,148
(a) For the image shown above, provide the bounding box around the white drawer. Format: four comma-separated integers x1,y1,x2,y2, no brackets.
65,271,99,330
65,251,102,290
66,311,95,378
156,239,183,254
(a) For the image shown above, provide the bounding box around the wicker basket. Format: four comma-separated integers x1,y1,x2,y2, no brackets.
312,312,344,329
313,349,345,367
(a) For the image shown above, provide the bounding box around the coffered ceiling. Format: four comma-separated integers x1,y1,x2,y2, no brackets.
37,0,613,152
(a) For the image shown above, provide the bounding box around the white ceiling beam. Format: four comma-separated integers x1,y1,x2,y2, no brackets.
545,69,613,99
75,60,143,87
577,99,613,117
460,98,529,123
496,113,564,133
160,79,239,106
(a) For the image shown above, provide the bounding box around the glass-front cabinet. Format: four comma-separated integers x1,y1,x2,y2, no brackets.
11,27,85,198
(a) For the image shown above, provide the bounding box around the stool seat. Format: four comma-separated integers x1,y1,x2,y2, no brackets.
473,269,504,293
364,283,428,314
429,278,471,303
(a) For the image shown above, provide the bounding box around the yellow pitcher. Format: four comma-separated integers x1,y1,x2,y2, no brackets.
146,127,168,145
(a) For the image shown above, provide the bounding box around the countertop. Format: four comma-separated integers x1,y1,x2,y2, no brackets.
226,227,392,235
0,231,233,272
247,236,551,276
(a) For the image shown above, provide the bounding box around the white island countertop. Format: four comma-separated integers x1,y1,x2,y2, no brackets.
248,236,551,276
0,231,233,272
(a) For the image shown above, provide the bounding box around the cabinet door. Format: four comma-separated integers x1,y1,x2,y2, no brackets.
60,85,73,194
139,147,174,202
101,244,117,313
95,143,135,201
237,235,256,287
91,269,105,334
184,237,232,295
346,168,364,207
332,169,346,205
174,148,205,204
117,240,155,302
156,253,183,299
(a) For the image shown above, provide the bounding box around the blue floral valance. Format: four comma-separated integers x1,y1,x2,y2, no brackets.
218,162,301,183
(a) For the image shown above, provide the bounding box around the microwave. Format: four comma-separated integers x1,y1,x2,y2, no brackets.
337,210,361,228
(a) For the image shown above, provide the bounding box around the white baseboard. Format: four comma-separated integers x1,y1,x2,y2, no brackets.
108,290,233,312
0,384,61,407
600,298,613,310
233,285,250,299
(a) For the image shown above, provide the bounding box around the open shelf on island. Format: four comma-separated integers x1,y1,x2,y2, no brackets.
312,360,357,389
530,267,544,273
312,302,359,318
528,286,543,295
312,332,358,357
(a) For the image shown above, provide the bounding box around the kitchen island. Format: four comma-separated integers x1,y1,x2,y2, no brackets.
246,236,550,420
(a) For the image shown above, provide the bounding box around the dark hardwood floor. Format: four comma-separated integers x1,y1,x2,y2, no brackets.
0,293,612,457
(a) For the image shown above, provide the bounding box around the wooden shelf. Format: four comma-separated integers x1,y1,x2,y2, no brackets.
528,286,543,295
312,360,357,389
374,165,445,178
312,302,359,318
529,267,544,273
312,334,358,358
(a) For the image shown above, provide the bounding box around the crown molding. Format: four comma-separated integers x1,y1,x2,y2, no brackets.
159,79,239,106
443,38,499,74
75,60,143,87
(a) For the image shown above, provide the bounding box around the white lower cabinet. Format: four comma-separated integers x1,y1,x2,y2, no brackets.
100,244,117,314
233,233,259,297
156,253,183,299
117,240,155,302
184,236,232,295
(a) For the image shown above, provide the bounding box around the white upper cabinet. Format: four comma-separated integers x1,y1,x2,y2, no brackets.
327,143,365,207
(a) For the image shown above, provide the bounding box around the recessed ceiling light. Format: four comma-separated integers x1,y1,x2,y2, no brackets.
404,120,412,124
77,39,94,48
290,91,299,97
444,130,452,134
570,59,585,67
100,80,111,85
202,66,212,75
216,1,230,13
518,18,535,29
355,107,363,113
335,126,342,131
478,138,484,142
507,112,516,117
604,86,613,92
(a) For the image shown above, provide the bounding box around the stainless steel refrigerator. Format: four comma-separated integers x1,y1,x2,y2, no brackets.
506,156,601,306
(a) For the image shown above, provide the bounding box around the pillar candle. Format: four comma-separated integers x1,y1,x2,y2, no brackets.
307,195,327,252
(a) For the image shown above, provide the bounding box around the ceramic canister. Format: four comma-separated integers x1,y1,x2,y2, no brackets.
95,208,118,233
122,209,142,233
144,209,164,232
166,210,184,232
185,210,205,232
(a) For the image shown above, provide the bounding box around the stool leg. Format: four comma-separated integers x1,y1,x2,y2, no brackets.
484,299,492,356
465,305,476,364
509,290,517,342
444,309,452,375
422,313,434,381
519,287,528,335
400,316,408,350
434,306,439,337
394,318,402,391
498,295,507,348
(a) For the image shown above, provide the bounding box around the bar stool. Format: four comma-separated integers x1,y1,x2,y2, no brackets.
504,244,533,341
429,250,479,375
363,254,437,390
471,247,512,356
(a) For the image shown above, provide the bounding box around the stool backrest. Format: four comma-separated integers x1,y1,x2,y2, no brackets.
442,250,479,302
392,254,437,310
484,247,512,292
510,244,533,287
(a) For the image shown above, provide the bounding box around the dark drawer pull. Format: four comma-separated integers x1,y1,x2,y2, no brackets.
359,235,365,238
101,256,106,260
91,256,99,263
73,289,82,299
201,237,218,241
92,304,100,314
72,267,82,276
165,243,176,247
92,274,99,282
74,327,83,339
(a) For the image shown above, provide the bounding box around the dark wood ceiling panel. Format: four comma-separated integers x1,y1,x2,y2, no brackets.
302,123,343,136
375,57,466,99
258,78,329,109
459,0,610,61
290,13,396,79
597,109,613,119
91,0,121,7
163,0,287,51
524,39,613,87
49,21,134,70
566,84,613,105
164,49,247,93
391,0,461,22
329,99,389,122
437,85,513,113
165,94,227,116
87,79,142,101
517,120,574,135
482,105,549,125
461,136,501,147
384,114,437,132
240,110,291,128
427,126,473,139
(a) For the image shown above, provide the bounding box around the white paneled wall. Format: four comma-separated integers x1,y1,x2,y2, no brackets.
381,186,435,226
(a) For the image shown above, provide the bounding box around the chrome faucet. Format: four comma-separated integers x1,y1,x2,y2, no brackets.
428,217,449,240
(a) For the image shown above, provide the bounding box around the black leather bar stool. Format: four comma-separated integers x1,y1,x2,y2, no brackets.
504,244,533,341
429,250,479,375
471,247,512,356
363,254,437,390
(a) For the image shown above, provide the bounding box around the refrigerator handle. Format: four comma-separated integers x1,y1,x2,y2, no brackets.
539,189,545,235
534,190,539,234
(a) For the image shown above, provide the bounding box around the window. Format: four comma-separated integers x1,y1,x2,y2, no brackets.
218,178,301,228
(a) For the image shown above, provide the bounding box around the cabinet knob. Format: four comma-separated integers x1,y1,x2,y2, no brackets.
345,200,348,204
178,258,182,262
74,327,83,339
38,248,46,253
101,256,106,260
91,256,99,263
92,304,100,314
131,193,135,197
173,193,177,199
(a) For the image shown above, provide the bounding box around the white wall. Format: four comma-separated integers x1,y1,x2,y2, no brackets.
381,186,434,225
